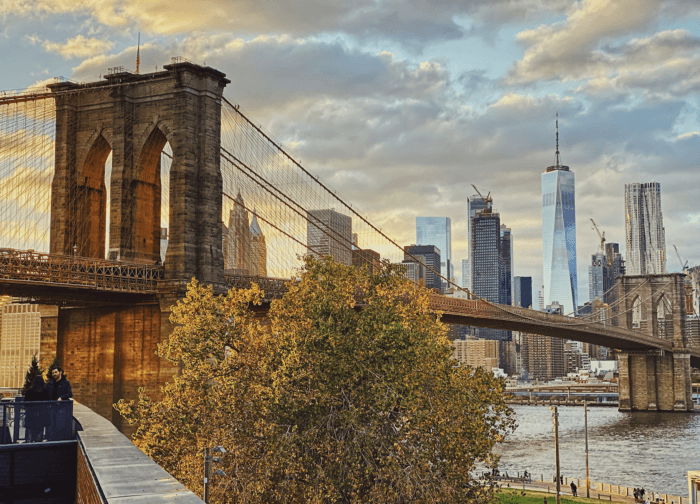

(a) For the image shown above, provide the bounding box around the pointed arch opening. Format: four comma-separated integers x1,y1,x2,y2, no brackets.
129,126,169,264
655,294,673,340
76,134,111,258
632,296,644,329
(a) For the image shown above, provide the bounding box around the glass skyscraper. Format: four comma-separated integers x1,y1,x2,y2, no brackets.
462,259,469,289
624,182,666,275
468,192,512,341
542,116,578,315
416,217,452,284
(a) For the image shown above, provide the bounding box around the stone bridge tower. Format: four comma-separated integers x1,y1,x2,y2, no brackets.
43,63,230,431
49,61,229,292
617,274,693,411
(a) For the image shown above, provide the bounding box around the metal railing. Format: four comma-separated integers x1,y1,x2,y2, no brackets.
0,399,74,444
0,248,164,293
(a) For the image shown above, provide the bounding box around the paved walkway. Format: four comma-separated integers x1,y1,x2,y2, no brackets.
498,480,638,503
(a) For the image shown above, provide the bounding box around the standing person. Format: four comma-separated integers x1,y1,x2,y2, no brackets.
24,375,50,441
46,367,72,441
640,488,646,499
46,367,72,402
570,481,577,497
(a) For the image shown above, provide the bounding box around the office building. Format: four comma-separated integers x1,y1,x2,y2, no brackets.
402,260,425,286
404,245,441,291
514,276,533,308
468,192,513,340
0,302,41,389
223,192,252,273
499,225,513,306
462,259,470,289
450,338,499,371
538,287,544,311
468,194,499,301
222,196,268,276
353,248,380,275
542,115,578,315
307,209,353,266
624,182,667,275
589,250,607,302
249,212,267,277
416,217,452,286
520,331,565,382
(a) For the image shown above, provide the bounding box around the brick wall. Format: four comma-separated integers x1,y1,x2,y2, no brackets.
76,441,104,504
56,303,177,435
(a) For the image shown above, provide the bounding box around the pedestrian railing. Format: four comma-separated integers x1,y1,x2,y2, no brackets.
0,399,75,444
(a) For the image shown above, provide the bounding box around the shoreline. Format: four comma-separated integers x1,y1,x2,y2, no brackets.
505,400,618,407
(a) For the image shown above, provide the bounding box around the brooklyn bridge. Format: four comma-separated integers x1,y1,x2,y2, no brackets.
0,60,697,430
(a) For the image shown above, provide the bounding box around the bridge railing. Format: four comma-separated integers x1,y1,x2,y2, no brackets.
0,249,164,293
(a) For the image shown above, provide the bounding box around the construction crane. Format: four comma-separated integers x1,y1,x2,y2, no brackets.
471,184,493,214
590,219,605,253
673,244,688,272
471,184,490,201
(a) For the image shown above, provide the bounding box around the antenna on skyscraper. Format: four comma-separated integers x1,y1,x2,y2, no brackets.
554,111,561,167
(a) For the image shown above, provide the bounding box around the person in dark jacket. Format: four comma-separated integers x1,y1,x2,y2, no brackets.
46,367,72,401
570,481,577,497
45,368,72,441
25,375,50,441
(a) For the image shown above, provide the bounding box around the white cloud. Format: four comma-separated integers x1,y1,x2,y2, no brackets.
42,35,114,59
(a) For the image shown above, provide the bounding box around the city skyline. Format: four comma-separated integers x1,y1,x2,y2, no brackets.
2,1,700,305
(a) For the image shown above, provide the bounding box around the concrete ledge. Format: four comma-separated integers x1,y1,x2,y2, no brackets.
73,401,203,503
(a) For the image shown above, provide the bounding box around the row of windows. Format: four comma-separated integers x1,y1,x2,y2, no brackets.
543,192,576,207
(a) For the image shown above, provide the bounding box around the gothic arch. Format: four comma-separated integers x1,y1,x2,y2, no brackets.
75,133,111,258
125,125,170,263
653,292,673,340
631,295,645,329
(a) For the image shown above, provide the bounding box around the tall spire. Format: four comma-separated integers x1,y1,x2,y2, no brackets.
554,111,561,168
136,33,141,74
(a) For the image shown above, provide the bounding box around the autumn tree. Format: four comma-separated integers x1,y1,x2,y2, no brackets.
117,256,515,504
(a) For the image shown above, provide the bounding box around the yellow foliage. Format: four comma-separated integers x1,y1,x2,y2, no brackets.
116,256,515,504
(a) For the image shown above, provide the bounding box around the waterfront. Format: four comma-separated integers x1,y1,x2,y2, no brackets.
495,405,700,496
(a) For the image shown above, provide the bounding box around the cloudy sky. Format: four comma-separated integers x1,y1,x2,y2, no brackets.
2,0,700,303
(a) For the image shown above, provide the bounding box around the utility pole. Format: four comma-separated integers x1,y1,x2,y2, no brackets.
204,447,211,503
550,406,561,504
584,401,591,498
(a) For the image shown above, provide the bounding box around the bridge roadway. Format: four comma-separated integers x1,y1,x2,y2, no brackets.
1,249,699,357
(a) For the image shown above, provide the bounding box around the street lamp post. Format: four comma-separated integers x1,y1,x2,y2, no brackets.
584,400,590,498
550,405,561,504
203,445,227,504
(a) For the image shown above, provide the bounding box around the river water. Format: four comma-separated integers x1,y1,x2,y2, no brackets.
493,405,700,496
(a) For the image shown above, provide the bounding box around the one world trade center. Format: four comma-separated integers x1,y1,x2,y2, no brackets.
542,114,577,315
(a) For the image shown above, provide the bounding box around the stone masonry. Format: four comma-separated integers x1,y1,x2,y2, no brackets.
42,63,230,431
617,274,693,411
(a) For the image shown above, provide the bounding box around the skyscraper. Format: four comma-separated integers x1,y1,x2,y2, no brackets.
249,212,267,277
223,191,251,273
514,276,533,308
468,192,512,340
542,114,577,315
307,209,353,266
499,225,513,306
469,196,500,303
624,182,666,275
462,259,470,289
588,250,607,302
416,217,452,286
404,245,441,291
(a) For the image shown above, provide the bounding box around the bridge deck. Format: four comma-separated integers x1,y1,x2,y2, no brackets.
0,250,698,356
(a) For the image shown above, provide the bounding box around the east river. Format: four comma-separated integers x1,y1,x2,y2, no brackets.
493,405,700,496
